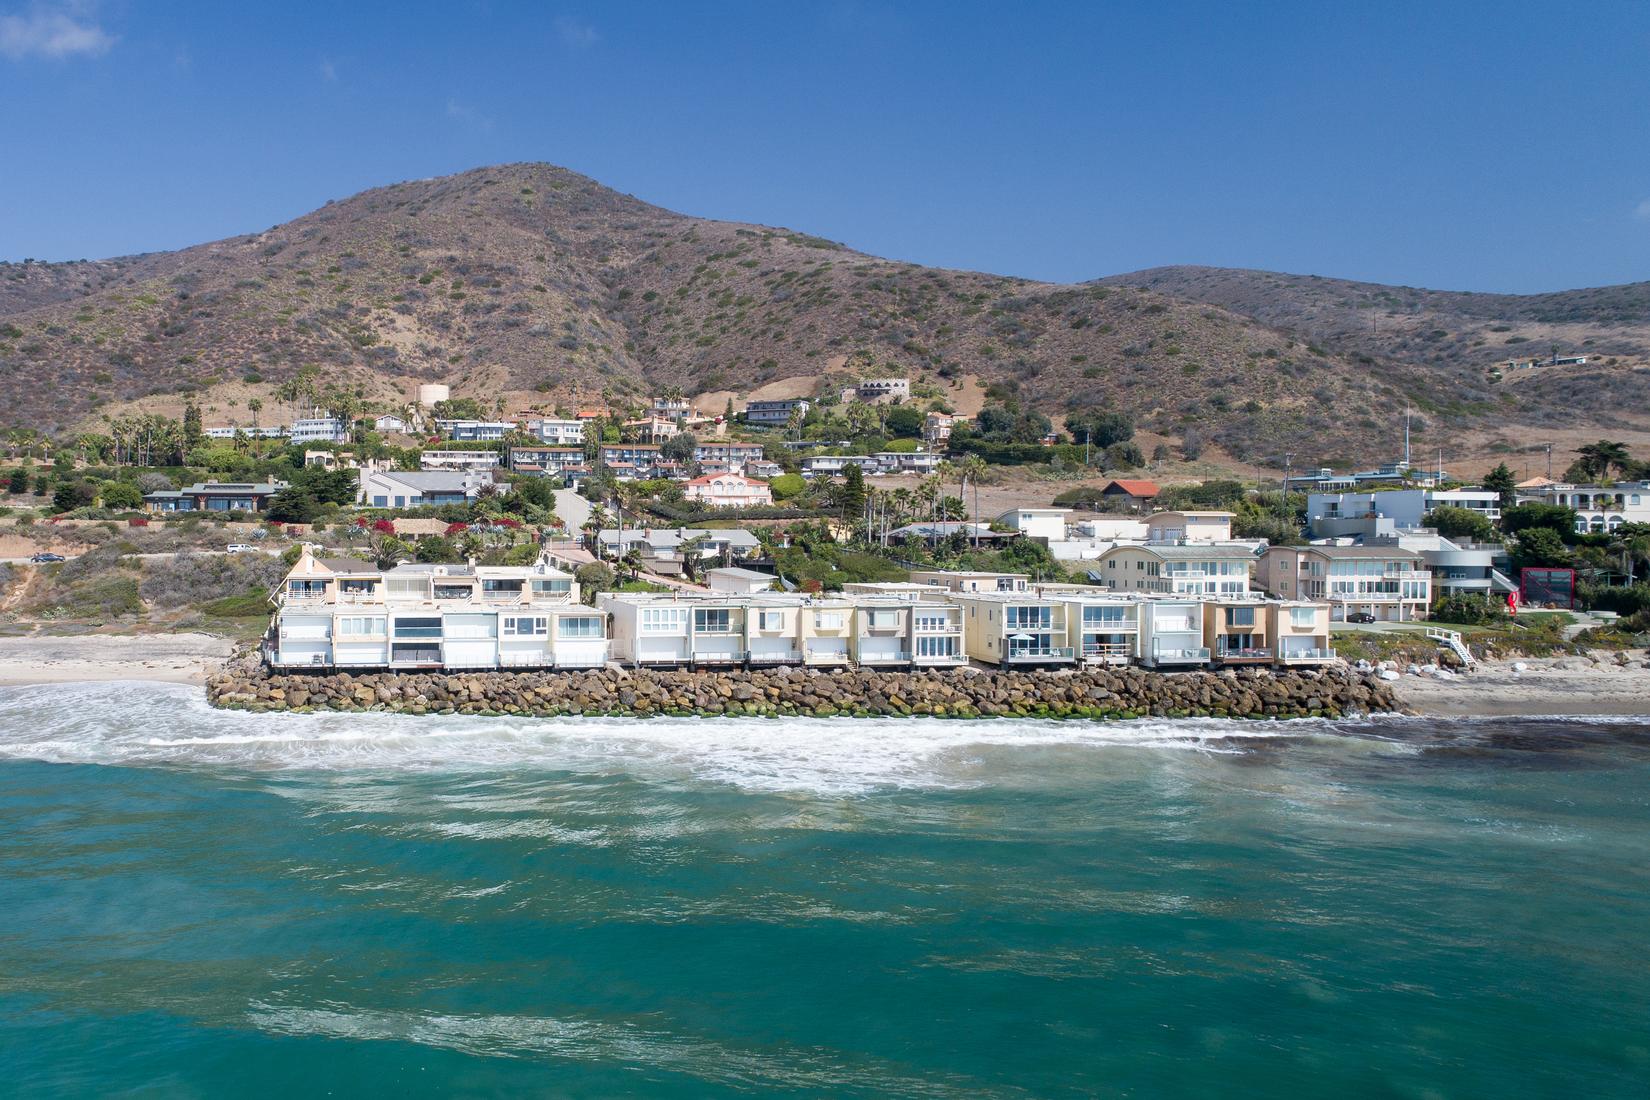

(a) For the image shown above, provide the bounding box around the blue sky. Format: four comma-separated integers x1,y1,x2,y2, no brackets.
2,1,1647,292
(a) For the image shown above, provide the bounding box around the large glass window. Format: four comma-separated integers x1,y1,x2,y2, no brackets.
916,635,956,658
336,616,386,635
641,607,687,632
393,617,442,638
1006,606,1051,630
694,609,732,633
1227,606,1255,627
1083,605,1127,625
914,612,951,632
532,579,571,596
503,616,548,637
1290,607,1317,628
815,612,844,630
559,616,603,639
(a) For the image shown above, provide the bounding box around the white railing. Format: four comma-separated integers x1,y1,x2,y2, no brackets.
1005,646,1075,661
1081,642,1133,660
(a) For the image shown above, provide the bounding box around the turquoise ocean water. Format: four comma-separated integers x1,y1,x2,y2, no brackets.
1,682,1647,1097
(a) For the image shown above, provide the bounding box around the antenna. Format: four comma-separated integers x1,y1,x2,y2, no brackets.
1403,403,1412,467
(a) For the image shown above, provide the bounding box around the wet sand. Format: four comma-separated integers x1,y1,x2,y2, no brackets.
1389,654,1650,717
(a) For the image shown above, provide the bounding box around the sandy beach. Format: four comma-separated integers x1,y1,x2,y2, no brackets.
0,633,235,686
1389,653,1650,717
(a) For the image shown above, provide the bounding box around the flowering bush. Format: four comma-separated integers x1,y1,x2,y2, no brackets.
445,522,470,536
372,519,397,535
127,517,149,527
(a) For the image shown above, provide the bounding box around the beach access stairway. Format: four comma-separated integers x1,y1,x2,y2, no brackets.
1425,627,1475,666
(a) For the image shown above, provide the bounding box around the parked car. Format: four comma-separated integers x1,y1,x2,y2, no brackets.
1346,612,1377,624
29,552,65,563
226,544,259,554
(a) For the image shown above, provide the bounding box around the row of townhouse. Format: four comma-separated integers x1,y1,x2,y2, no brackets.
264,555,1336,675
265,549,608,671
601,591,968,669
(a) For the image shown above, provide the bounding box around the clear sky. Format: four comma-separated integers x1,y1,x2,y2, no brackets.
2,1,1647,292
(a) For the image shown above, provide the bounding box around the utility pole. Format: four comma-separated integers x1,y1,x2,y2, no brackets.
1281,452,1294,521
1544,442,1553,479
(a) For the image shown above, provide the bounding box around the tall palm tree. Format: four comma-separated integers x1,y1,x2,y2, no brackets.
960,455,989,545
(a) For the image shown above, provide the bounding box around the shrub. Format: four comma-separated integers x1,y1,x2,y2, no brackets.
140,551,287,608
200,593,271,617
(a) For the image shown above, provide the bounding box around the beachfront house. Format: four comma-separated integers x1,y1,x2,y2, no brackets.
1095,544,1256,596
1256,545,1430,622
266,549,606,671
948,591,1074,667
1137,598,1210,668
1045,591,1141,665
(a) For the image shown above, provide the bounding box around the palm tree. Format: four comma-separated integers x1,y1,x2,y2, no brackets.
248,397,263,427
960,454,988,545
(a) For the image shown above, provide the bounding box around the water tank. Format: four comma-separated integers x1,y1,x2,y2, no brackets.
418,383,451,407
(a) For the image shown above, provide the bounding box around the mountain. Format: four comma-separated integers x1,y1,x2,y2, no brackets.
1098,266,1650,441
2,165,1647,470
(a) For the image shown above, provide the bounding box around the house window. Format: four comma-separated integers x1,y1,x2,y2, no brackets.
340,579,374,595
503,616,548,637
336,616,385,635
287,580,328,598
916,635,957,658
433,584,471,600
1228,607,1255,627
642,607,687,632
558,616,602,639
694,609,732,633
372,495,389,507
483,579,524,594
393,617,442,638
758,610,786,631
866,610,898,629
1083,605,1126,626
1006,606,1051,630
914,613,950,631
532,579,571,596
815,612,844,630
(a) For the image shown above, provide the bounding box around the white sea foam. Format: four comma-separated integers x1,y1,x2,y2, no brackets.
0,680,1396,795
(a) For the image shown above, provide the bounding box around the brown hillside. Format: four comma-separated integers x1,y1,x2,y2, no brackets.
1,166,1641,468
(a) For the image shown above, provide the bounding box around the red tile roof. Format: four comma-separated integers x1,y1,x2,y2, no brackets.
1104,479,1161,497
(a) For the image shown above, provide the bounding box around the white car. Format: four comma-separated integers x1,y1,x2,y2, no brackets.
226,544,259,554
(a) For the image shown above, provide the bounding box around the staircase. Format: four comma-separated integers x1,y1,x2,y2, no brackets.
1425,627,1475,666
1489,568,1518,594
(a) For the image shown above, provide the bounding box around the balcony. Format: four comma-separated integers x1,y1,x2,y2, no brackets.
1216,646,1274,664
1080,642,1133,664
1003,646,1075,663
1150,646,1211,665
1279,647,1337,664
856,650,912,665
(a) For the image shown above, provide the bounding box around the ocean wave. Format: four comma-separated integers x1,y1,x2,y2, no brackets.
0,680,1372,795
245,1000,995,1097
